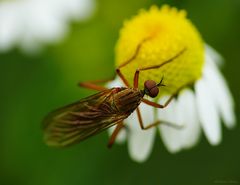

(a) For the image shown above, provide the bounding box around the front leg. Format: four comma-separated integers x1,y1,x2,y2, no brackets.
141,79,195,109
141,96,175,109
132,48,186,89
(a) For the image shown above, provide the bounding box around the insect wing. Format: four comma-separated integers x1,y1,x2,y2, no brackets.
43,89,125,147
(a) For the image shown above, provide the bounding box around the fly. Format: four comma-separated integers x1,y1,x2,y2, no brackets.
43,38,187,148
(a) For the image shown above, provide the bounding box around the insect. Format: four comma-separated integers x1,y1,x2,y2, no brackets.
43,38,188,148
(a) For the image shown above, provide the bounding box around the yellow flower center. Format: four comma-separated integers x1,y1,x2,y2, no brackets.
115,5,204,97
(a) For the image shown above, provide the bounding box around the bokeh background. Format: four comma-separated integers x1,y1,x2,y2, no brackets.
0,0,239,185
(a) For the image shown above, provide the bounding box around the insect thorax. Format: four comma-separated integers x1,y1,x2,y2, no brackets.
112,88,143,114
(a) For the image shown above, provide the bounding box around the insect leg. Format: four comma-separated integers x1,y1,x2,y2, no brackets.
136,108,183,130
79,37,151,90
116,69,130,87
141,80,194,109
142,96,175,109
118,37,152,69
116,37,153,87
133,48,186,89
78,77,116,91
108,122,125,148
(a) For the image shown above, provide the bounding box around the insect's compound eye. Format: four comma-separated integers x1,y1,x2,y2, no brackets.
144,80,159,98
149,86,159,98
144,80,156,89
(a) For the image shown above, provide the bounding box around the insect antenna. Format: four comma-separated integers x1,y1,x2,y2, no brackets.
157,76,166,87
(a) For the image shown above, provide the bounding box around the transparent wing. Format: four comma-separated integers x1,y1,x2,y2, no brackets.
43,89,126,147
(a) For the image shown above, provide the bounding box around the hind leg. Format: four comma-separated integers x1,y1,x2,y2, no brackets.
136,108,183,130
108,122,128,148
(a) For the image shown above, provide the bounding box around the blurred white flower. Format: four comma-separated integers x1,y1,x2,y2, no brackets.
107,45,236,162
0,0,95,53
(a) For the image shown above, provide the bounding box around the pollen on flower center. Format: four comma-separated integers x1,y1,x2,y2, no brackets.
115,5,205,97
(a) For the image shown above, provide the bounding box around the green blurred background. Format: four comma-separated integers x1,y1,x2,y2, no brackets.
0,0,239,184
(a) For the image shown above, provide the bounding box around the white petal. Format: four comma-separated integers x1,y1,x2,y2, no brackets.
158,91,201,152
0,3,22,51
204,51,236,129
158,98,183,153
68,0,96,20
0,0,96,53
49,0,96,20
195,78,222,145
127,103,155,162
175,89,201,149
205,44,224,66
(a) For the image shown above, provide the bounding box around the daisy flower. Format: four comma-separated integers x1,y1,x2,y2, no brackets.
0,0,95,53
107,5,236,162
